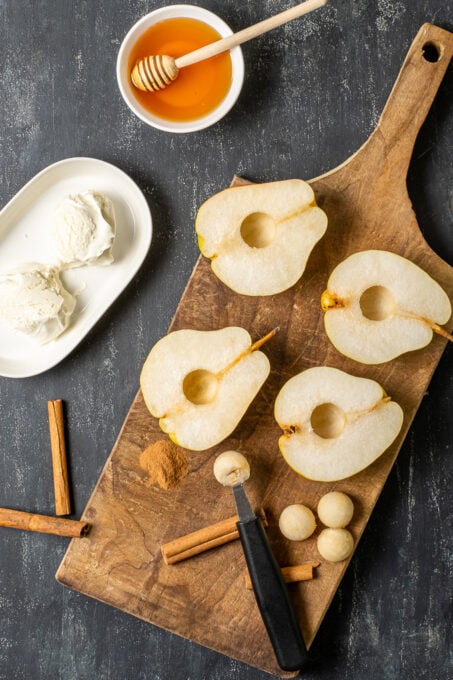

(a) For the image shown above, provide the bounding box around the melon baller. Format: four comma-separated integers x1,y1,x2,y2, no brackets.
213,450,309,672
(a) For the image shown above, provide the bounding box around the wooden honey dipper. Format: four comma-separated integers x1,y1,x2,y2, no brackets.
131,0,327,92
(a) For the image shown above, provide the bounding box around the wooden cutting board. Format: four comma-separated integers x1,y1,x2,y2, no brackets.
57,24,453,678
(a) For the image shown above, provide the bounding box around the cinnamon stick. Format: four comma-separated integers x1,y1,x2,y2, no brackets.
47,399,71,516
245,561,320,589
162,510,267,565
0,508,89,537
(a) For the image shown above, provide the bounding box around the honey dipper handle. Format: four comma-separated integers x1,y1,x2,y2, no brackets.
175,0,327,69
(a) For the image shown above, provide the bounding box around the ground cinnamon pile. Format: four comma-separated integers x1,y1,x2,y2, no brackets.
139,439,188,490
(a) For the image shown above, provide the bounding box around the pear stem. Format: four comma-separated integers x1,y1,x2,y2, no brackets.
217,327,279,378
250,327,280,352
399,309,453,342
431,323,453,342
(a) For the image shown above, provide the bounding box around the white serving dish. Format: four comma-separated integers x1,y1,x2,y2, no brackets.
116,4,244,133
0,157,152,378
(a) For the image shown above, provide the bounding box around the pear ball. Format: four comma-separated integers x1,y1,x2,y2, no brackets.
213,450,250,487
317,491,354,528
279,504,316,541
317,528,354,562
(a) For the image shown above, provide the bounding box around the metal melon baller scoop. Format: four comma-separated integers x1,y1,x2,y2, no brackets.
213,451,309,672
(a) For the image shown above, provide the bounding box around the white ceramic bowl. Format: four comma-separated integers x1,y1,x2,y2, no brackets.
117,4,244,133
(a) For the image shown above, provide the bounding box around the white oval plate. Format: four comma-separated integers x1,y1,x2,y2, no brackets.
0,157,152,378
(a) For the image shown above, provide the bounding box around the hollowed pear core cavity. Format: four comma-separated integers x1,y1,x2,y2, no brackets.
183,369,219,405
360,285,395,321
240,212,276,248
311,403,346,439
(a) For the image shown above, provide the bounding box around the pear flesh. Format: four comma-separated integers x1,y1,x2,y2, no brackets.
274,366,404,482
322,250,452,364
140,327,270,451
195,179,328,296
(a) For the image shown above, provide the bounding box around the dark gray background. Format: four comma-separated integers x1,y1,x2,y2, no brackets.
0,1,452,679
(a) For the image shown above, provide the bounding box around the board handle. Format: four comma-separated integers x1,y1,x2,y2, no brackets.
375,23,453,179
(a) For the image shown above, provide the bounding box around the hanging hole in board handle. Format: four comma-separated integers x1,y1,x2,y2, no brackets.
422,41,442,62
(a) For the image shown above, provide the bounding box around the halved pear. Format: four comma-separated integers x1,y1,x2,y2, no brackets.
274,366,404,481
321,250,452,364
195,179,328,296
140,327,275,451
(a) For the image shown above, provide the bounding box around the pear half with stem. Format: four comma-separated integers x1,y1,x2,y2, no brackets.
195,179,328,296
274,366,404,481
321,250,452,364
140,327,277,451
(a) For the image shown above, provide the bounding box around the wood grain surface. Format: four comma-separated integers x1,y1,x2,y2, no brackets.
56,24,453,678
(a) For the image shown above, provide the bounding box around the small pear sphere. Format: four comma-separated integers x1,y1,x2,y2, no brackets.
317,528,354,562
279,504,316,541
213,450,250,487
317,491,354,528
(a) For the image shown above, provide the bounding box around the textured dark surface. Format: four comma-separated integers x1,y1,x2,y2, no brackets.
0,2,451,679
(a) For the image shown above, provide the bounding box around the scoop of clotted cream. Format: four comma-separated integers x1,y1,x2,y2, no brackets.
0,264,76,344
53,190,116,267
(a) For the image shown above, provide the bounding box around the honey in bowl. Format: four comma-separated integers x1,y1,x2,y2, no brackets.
129,18,233,122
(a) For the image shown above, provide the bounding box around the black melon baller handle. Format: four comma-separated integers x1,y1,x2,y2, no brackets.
237,515,309,672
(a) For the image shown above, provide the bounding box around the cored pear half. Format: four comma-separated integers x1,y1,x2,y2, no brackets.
321,250,452,364
140,327,276,451
195,179,328,296
274,366,404,482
